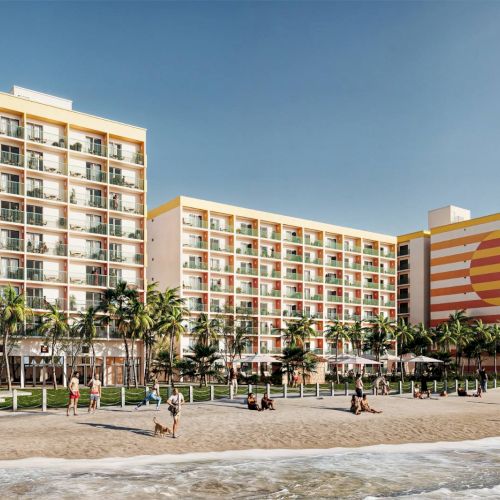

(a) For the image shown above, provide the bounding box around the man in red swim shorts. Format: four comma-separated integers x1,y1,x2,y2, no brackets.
67,371,80,416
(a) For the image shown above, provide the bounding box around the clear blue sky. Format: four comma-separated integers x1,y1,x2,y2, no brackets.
2,1,500,235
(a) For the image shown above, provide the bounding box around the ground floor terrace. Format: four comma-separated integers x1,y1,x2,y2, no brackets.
0,338,144,388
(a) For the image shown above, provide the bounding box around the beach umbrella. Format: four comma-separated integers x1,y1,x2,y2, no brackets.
379,353,400,361
327,355,381,365
406,355,443,364
237,354,281,364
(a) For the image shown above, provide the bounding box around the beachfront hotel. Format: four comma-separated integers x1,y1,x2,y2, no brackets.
147,196,397,360
0,86,146,387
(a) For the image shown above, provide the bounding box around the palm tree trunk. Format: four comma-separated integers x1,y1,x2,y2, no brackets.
51,335,58,390
91,344,96,378
494,340,497,378
335,334,339,384
169,332,175,387
123,336,131,388
2,331,11,391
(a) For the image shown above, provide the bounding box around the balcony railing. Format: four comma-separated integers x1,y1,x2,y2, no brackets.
381,301,395,307
235,287,258,295
189,302,208,312
110,149,144,166
236,227,258,237
260,250,280,259
325,277,342,285
27,242,67,257
363,265,379,273
210,284,232,293
236,247,258,256
109,199,144,215
345,297,361,304
344,245,362,253
0,208,23,224
27,297,65,310
108,276,144,289
284,235,302,244
69,299,104,312
27,185,65,202
235,306,257,315
325,313,339,321
109,226,143,240
0,180,23,196
0,151,24,167
344,262,361,270
284,273,302,281
27,212,67,229
259,328,281,336
381,251,396,259
380,283,395,291
325,260,342,268
210,265,233,273
308,294,323,301
0,266,23,280
28,130,66,148
27,268,67,283
210,243,233,253
69,165,107,183
110,251,144,265
183,218,208,229
260,289,281,297
0,124,23,139
305,275,323,283
364,282,379,289
69,139,107,157
381,268,396,275
236,268,258,276
325,241,343,250
344,281,362,287
0,237,23,252
184,240,208,250
27,156,67,176
285,291,302,299
69,221,107,235
210,223,232,233
260,308,281,316
304,238,323,247
326,295,342,303
182,282,208,292
363,248,378,256
70,194,107,209
304,257,322,265
184,261,208,270
363,298,378,306
69,273,107,287
69,248,107,261
344,313,361,321
109,173,143,190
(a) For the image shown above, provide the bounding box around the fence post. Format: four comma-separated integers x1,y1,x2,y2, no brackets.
455,380,459,394
121,387,125,408
248,384,252,394
299,383,304,398
330,382,335,397
266,383,271,395
283,384,287,399
372,384,376,396
410,381,414,395
229,385,234,400
433,380,437,393
344,381,348,396
12,389,17,412
465,379,469,393
210,385,215,401
189,385,193,403
399,381,402,394
145,386,149,406
315,383,320,397
475,379,478,392
42,388,47,412
444,379,448,393
494,378,497,389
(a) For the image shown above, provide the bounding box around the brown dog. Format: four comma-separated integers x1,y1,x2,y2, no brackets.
153,417,172,437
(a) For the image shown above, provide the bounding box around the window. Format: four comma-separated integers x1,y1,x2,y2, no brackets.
86,137,103,155
398,260,409,271
27,123,43,142
398,245,409,257
27,150,43,170
109,142,123,160
1,116,20,137
26,177,42,197
87,162,103,182
1,144,20,165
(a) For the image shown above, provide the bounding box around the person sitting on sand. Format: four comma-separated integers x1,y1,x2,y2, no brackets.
413,384,422,399
472,386,482,398
440,390,448,397
350,395,361,415
247,393,261,411
420,376,431,398
261,393,276,410
457,384,468,397
360,394,382,414
135,379,162,410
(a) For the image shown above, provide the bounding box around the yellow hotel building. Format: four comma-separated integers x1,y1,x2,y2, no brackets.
0,87,146,387
148,196,397,358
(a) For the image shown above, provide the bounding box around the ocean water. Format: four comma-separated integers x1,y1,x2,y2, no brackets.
1,438,499,499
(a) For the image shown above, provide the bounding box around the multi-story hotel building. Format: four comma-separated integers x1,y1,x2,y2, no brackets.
148,196,397,359
0,87,146,387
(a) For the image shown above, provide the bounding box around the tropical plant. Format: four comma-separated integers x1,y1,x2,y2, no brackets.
324,320,351,383
282,315,316,347
348,321,365,356
72,306,102,378
191,313,221,347
39,304,69,389
129,299,154,387
394,319,414,382
0,286,31,391
470,320,492,369
489,324,500,377
281,345,318,384
364,315,394,363
181,342,221,387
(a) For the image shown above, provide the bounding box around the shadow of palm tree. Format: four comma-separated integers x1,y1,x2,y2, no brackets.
78,422,152,436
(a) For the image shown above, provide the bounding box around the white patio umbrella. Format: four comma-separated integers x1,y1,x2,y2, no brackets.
237,354,281,364
379,353,400,361
327,355,381,365
407,355,443,364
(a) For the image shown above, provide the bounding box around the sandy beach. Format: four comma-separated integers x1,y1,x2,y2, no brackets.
1,390,499,461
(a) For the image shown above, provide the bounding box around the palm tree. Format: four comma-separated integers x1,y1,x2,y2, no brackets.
143,282,161,383
489,324,500,378
471,320,492,369
447,310,469,375
129,299,154,387
349,321,365,356
436,323,456,379
282,315,316,348
39,304,69,389
281,345,318,385
181,342,221,387
191,313,220,347
0,286,31,391
324,320,350,383
394,319,414,382
364,315,394,362
73,307,101,379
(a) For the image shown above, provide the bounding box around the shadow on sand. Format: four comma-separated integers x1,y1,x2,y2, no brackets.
78,422,152,437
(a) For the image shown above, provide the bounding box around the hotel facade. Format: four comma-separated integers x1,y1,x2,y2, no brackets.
148,196,397,360
0,87,146,387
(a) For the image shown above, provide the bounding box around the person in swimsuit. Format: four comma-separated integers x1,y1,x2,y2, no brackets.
360,394,383,413
247,393,261,411
261,392,276,410
88,374,102,413
67,371,80,416
135,379,162,410
355,374,364,398
167,388,185,438
350,394,361,415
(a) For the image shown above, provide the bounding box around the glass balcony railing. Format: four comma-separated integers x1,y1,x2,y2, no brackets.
344,313,361,321
304,239,323,247
284,254,302,262
209,284,232,293
182,282,208,291
260,289,281,297
210,304,234,314
380,283,395,291
363,248,378,256
110,149,144,166
305,275,323,283
381,301,395,307
0,180,23,195
363,265,379,273
210,243,233,253
0,266,23,280
283,310,303,318
345,297,361,304
188,302,207,312
344,262,361,270
108,276,144,289
325,313,339,322
0,208,23,224
27,297,65,310
183,218,208,229
325,241,343,250
364,282,379,289
344,245,362,253
235,287,258,295
69,248,107,261
0,237,23,251
210,223,233,233
325,260,343,268
284,235,302,244
259,328,281,336
28,130,66,148
363,298,379,306
284,273,302,281
344,281,362,288
381,251,396,259
304,257,322,265
0,151,24,167
109,226,143,240
70,194,107,209
27,156,67,176
70,273,107,287
109,199,144,215
27,241,67,257
285,291,302,299
260,250,280,259
211,264,233,273
109,173,143,190
69,299,103,312
69,221,107,235
69,139,107,158
260,308,281,316
27,268,67,283
27,212,67,229
236,247,258,256
69,165,107,183
110,251,144,265
325,277,342,285
236,227,258,237
184,240,208,250
183,261,208,270
235,306,257,315
0,124,23,139
326,295,342,303
236,267,258,276
308,294,323,301
27,186,65,202
381,268,396,275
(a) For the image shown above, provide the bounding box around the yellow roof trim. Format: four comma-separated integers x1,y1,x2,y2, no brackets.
147,196,181,219
430,213,500,235
397,230,430,242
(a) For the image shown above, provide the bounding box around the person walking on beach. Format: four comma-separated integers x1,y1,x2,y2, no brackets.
230,365,238,395
67,371,80,416
88,374,102,413
355,374,364,398
135,379,162,410
167,387,184,438
479,368,488,393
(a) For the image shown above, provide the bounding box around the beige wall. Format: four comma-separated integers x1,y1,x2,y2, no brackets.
408,236,430,326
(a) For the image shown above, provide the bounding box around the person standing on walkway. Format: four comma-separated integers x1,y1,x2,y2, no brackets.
88,374,102,413
479,368,488,393
230,365,238,395
355,373,364,398
67,371,80,416
135,378,162,410
167,387,185,438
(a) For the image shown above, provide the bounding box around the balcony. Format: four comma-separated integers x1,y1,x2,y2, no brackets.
325,277,342,285
0,124,23,139
260,308,281,316
236,267,258,276
27,185,65,202
109,226,143,240
210,243,233,253
344,262,361,270
27,297,65,310
285,291,302,299
326,295,342,303
284,273,302,281
68,299,105,312
284,254,302,263
0,207,23,224
28,156,67,176
305,275,323,283
284,235,302,244
210,284,232,293
69,248,107,261
69,165,107,183
381,251,396,259
381,301,395,307
325,260,343,268
0,151,24,167
183,282,208,292
304,238,323,247
260,289,280,297
69,139,107,158
109,199,144,215
260,229,280,240
28,130,66,148
325,313,339,321
364,282,379,289
110,251,144,265
325,241,343,250
210,304,234,314
69,273,107,287
236,287,258,295
344,313,361,321
0,180,23,196
363,248,378,256
188,302,208,312
283,310,303,318
110,148,144,165
235,306,257,315
259,327,281,335
344,245,362,253
27,268,66,283
70,193,106,209
27,241,67,257
345,297,361,304
236,247,258,256
183,261,208,271
363,298,378,306
381,268,396,275
69,221,107,235
210,264,233,273
183,218,208,229
304,257,322,265
0,267,23,280
184,240,208,250
308,294,323,301
109,173,143,190
0,237,23,252
381,283,396,291
108,276,144,289
260,250,280,259
344,281,362,288
271,270,281,278
27,212,67,230
363,265,379,273
236,227,258,237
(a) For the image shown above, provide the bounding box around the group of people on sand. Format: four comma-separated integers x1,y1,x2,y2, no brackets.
350,374,382,415
66,371,102,416
247,392,276,411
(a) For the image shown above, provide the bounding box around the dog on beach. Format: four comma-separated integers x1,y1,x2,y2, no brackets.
153,417,172,437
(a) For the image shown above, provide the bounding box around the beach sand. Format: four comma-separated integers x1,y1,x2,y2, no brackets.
1,390,499,460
